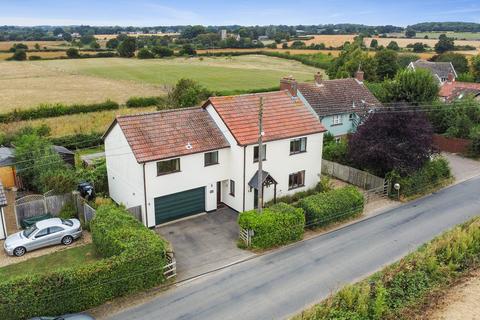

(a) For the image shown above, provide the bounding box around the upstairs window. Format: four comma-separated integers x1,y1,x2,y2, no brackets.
204,151,219,166
332,115,342,125
253,145,267,162
157,158,180,176
290,137,307,154
289,171,305,190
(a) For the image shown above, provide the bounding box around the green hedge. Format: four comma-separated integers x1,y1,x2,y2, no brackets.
297,186,365,229
0,100,119,123
49,132,103,149
0,205,169,320
264,177,333,207
238,203,305,249
388,157,452,198
293,217,480,320
126,96,163,108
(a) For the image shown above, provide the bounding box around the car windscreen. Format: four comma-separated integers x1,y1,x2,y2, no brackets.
23,225,38,238
61,219,73,227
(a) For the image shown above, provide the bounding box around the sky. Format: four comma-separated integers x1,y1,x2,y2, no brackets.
1,0,480,27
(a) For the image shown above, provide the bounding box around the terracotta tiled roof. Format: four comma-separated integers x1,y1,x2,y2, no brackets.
205,91,326,146
114,108,230,163
297,78,381,117
439,81,480,101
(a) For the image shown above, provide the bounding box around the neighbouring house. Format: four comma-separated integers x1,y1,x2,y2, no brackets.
0,147,17,189
104,90,326,227
280,72,381,140
439,80,480,102
407,59,457,85
0,181,7,240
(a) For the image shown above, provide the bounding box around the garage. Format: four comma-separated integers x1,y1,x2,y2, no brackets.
154,187,206,225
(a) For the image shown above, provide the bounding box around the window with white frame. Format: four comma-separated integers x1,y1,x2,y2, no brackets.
332,115,342,125
288,171,305,190
290,137,307,154
229,180,235,197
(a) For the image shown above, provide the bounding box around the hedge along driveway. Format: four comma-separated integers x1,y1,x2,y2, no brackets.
0,205,170,320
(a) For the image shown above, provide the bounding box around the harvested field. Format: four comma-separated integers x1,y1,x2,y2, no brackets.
0,60,164,112
0,40,69,51
284,34,355,48
0,106,156,137
364,37,480,53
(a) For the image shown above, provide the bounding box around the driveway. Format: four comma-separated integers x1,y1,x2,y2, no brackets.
443,152,480,182
156,207,255,280
111,176,480,320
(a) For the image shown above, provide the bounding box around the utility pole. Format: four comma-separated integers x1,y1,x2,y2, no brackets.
257,97,264,213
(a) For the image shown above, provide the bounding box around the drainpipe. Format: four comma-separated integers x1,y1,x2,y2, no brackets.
143,163,149,228
242,146,246,212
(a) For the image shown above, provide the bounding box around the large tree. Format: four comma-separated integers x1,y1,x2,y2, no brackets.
471,54,480,82
374,49,399,80
348,109,435,176
434,52,469,74
434,34,454,54
117,37,137,58
383,68,439,104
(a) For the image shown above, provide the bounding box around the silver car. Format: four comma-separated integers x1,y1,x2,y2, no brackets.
4,218,82,257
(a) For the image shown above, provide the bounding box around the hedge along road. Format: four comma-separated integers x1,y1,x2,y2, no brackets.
109,176,480,320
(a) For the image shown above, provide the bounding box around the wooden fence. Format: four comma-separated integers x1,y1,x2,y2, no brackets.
15,192,73,227
322,160,385,190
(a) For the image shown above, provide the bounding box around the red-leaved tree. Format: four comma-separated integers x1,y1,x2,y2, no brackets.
347,110,435,176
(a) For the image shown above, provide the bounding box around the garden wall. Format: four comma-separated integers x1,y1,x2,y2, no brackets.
433,134,471,154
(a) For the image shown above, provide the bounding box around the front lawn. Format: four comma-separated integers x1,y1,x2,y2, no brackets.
0,244,100,280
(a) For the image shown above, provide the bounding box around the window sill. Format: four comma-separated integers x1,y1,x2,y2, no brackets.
229,193,235,197
157,170,181,176
288,184,305,191
253,159,267,163
204,162,219,167
330,123,343,127
290,151,307,156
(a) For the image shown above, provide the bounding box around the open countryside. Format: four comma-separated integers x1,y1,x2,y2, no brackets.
0,55,322,112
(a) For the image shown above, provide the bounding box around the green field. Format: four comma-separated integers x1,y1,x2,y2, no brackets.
388,31,480,40
34,55,323,92
1,55,324,112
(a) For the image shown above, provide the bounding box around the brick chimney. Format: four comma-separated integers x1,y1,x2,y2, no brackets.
314,72,323,84
447,72,455,83
355,70,364,83
280,76,297,97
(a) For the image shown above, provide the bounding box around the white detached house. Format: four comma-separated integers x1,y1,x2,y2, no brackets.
104,90,326,227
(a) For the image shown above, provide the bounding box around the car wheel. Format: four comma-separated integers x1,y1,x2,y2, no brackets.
62,235,74,245
13,246,26,257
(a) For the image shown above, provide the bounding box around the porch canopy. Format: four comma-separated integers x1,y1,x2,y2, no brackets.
248,170,278,205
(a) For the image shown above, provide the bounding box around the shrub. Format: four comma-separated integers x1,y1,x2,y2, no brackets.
58,202,77,219
126,96,163,108
49,132,103,150
137,48,155,59
0,205,170,319
9,49,27,61
0,100,119,123
297,186,365,229
66,47,80,58
323,140,349,164
238,203,305,249
265,177,333,207
28,55,42,60
387,157,452,198
292,217,480,320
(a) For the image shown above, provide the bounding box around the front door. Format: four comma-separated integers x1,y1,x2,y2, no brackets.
217,181,221,205
253,189,258,209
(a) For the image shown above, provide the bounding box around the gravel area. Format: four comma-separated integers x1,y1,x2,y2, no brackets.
0,231,92,268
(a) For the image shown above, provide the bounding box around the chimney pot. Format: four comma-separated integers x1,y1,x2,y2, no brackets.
280,76,297,97
355,70,364,82
447,72,455,83
314,72,323,84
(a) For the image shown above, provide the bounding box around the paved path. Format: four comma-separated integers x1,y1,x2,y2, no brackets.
443,152,480,182
110,176,480,320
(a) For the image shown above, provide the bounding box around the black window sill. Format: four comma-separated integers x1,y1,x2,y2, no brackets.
330,123,343,127
288,184,305,191
290,150,307,155
229,193,235,197
204,162,219,167
157,170,181,176
253,159,267,163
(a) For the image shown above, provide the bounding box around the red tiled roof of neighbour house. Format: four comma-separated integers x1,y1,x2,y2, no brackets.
439,81,480,101
111,107,230,163
297,78,382,117
204,90,326,146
